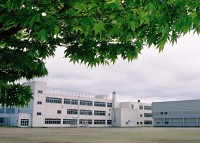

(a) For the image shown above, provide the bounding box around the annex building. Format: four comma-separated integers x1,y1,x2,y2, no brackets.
0,81,152,127
152,100,200,127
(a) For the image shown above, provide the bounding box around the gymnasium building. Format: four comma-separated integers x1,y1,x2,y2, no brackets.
152,100,200,127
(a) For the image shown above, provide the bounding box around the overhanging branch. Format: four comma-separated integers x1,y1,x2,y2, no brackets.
0,25,23,41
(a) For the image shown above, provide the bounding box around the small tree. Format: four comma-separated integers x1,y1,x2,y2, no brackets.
0,0,200,106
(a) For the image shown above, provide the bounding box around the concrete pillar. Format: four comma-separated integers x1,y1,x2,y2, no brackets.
170,118,172,126
163,118,165,127
196,118,198,126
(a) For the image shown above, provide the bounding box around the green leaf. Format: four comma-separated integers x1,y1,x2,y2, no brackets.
37,29,46,43
128,21,136,32
54,26,61,35
93,21,105,36
74,2,87,12
126,33,133,42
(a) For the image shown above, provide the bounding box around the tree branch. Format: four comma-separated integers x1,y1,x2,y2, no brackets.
0,22,3,30
0,25,23,41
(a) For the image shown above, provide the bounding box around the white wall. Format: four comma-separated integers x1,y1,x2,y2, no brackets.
0,81,152,127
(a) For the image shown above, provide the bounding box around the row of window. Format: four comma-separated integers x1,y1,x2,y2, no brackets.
0,108,15,114
140,113,152,117
131,105,152,110
45,118,112,125
37,110,108,116
45,97,112,107
46,97,62,104
144,113,152,117
80,110,92,115
64,99,78,105
144,120,152,125
68,109,106,116
144,106,152,110
139,105,152,110
160,112,168,115
136,120,152,125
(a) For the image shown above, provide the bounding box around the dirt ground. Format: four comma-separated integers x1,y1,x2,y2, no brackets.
0,127,200,143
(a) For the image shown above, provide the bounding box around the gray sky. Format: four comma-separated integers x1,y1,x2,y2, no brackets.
36,33,200,103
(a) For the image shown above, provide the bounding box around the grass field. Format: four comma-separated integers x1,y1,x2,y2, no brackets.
0,127,200,143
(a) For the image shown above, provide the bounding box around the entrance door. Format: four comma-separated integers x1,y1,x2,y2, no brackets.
20,119,29,127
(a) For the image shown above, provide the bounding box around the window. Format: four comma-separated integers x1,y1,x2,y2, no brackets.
67,109,78,115
0,108,5,113
131,105,134,109
64,99,70,104
107,120,112,125
107,102,112,107
20,119,29,126
37,101,42,105
6,108,15,114
64,99,78,105
140,122,143,125
144,120,152,125
140,114,143,117
79,119,92,125
137,122,139,125
72,99,78,105
37,112,42,115
63,119,77,125
164,112,168,115
144,113,152,117
38,90,43,94
45,118,61,124
94,120,105,125
139,105,143,110
80,100,93,106
94,110,106,116
80,110,92,115
165,121,169,124
46,97,62,104
57,110,61,114
94,101,106,107
144,106,152,110
160,112,163,115
0,118,4,124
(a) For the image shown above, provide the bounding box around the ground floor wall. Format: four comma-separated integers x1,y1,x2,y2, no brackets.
0,114,31,127
1,114,113,127
32,117,113,128
0,114,18,126
154,117,200,127
114,108,153,127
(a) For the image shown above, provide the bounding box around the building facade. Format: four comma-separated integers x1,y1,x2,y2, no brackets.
0,81,152,127
152,100,200,127
113,101,152,127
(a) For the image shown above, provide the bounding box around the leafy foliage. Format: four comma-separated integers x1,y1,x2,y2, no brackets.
0,0,200,106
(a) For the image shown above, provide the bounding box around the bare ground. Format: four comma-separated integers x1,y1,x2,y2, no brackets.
0,127,200,143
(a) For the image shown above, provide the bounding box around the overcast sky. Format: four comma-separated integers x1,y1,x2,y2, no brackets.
35,33,200,103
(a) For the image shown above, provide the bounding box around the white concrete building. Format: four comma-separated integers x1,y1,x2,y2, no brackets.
113,101,152,127
0,81,152,127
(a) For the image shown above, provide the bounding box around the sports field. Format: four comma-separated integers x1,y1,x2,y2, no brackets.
0,127,200,143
